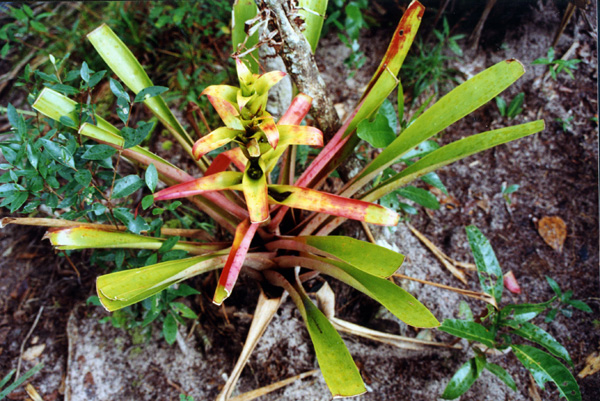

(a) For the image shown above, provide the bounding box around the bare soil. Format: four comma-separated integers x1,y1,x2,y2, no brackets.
0,1,598,401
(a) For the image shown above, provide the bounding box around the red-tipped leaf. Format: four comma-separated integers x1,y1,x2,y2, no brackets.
154,171,243,201
259,115,279,149
213,218,260,305
192,127,243,159
205,147,248,175
204,95,244,130
278,93,313,125
267,185,399,226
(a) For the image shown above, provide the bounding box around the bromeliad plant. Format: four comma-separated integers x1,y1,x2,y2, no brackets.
3,1,547,398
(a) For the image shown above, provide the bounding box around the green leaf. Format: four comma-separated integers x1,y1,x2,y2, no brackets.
122,121,153,148
357,60,528,184
59,115,77,128
145,163,158,193
6,103,20,129
421,171,448,195
169,284,200,298
30,20,48,33
458,300,474,321
47,83,79,96
294,255,439,328
170,302,198,319
39,138,75,168
232,0,259,72
82,144,117,160
397,81,405,125
439,319,496,348
158,236,180,254
357,112,396,148
495,96,507,116
507,92,524,118
275,236,404,278
511,322,573,366
80,61,90,83
500,298,555,324
363,121,544,202
485,362,517,391
290,286,366,398
545,276,562,297
97,253,225,311
0,363,44,399
74,169,92,187
466,225,504,304
441,356,485,399
565,299,592,313
112,175,144,199
397,185,440,210
511,344,581,401
109,77,129,101
142,194,154,210
134,86,169,103
163,313,178,345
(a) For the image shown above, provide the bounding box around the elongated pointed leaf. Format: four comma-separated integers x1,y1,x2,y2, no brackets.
154,171,243,201
511,322,573,366
485,362,517,391
296,2,423,190
511,344,581,401
266,235,404,277
348,59,528,198
242,160,269,223
213,219,259,305
205,147,248,175
439,319,496,348
254,71,286,95
264,124,323,171
441,356,485,399
204,94,244,130
79,123,192,184
33,87,118,134
500,298,556,324
201,85,239,104
363,121,544,201
192,127,243,159
258,114,279,149
44,226,227,254
465,225,504,305
265,271,366,398
97,254,227,311
87,24,199,164
267,185,398,226
299,289,365,397
278,93,313,125
277,255,439,328
232,0,259,72
298,0,328,53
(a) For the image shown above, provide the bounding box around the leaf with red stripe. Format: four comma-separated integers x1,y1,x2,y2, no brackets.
192,127,243,159
259,114,279,149
213,218,260,305
267,185,398,226
153,171,242,201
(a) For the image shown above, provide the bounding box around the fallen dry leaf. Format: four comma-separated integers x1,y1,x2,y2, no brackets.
22,344,45,361
537,216,567,252
578,346,600,379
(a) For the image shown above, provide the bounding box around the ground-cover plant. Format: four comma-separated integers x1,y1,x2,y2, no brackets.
440,226,588,400
0,363,43,400
496,92,524,119
400,17,465,104
532,47,581,80
1,1,546,398
325,0,370,71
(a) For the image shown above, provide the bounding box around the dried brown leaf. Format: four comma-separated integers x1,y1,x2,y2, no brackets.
537,216,567,252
